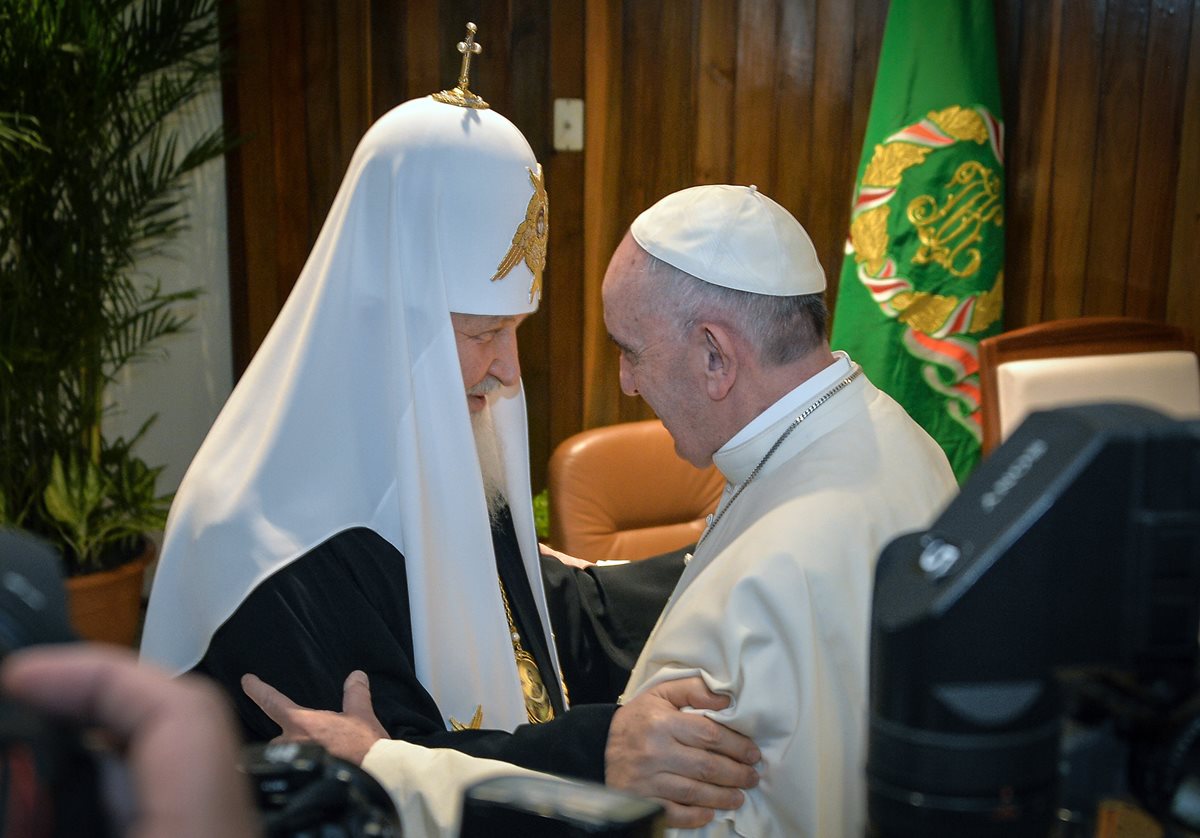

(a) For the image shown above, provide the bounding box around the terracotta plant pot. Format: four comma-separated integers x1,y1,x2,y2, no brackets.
65,541,154,647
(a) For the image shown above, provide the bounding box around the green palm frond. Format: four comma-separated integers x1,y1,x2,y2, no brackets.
102,279,198,374
0,0,229,571
0,112,46,155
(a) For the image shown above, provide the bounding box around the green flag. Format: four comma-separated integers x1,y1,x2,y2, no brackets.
830,0,1004,481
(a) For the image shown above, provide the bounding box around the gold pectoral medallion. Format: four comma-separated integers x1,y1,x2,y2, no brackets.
515,649,555,724
499,582,555,724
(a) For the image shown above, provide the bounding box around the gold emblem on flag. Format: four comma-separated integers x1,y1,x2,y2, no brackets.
908,160,1003,279
863,143,933,190
891,276,1003,336
848,105,1004,336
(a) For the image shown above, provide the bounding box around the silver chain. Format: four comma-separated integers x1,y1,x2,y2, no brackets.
695,365,863,549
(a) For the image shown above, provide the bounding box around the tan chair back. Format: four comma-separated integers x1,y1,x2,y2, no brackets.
547,420,725,562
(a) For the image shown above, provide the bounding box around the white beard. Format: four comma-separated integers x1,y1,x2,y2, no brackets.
471,401,508,521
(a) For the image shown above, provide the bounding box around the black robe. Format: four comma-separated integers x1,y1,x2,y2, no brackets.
194,510,684,782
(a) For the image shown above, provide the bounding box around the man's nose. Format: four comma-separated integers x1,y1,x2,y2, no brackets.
489,333,521,386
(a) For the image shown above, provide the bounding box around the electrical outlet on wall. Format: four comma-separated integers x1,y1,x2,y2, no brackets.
553,99,584,152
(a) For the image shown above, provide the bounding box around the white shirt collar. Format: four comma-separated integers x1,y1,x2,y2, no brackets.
721,351,853,452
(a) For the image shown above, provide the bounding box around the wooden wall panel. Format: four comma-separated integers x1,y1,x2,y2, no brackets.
224,0,1200,489
1083,0,1147,316
995,0,1198,334
265,5,313,303
1044,1,1106,320
733,0,779,186
298,1,333,233
334,3,371,188
1168,0,1200,345
300,1,341,239
545,0,587,451
1002,0,1058,328
581,0,624,432
1126,0,1191,320
770,0,816,221
695,0,738,185
400,3,439,103
804,0,861,295
220,0,264,370
368,0,408,114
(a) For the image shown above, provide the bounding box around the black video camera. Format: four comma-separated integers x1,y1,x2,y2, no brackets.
868,404,1200,837
0,529,113,838
241,740,401,837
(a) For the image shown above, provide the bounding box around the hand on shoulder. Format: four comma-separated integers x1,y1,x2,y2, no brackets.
605,675,760,828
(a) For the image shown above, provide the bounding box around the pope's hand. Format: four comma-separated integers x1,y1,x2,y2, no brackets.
605,676,760,828
241,670,388,765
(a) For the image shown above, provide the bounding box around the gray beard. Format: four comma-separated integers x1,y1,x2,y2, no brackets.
471,402,508,521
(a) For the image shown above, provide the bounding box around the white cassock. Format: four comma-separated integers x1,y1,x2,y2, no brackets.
622,352,958,838
361,740,548,836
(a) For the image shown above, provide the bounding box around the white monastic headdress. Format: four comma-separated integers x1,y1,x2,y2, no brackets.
141,84,559,732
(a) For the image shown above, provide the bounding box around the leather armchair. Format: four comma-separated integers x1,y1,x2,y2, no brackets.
547,419,725,562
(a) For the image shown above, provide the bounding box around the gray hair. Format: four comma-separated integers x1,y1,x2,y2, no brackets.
639,252,828,366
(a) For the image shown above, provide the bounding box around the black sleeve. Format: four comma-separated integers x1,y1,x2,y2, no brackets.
194,528,443,743
541,547,687,705
406,703,616,782
193,527,613,781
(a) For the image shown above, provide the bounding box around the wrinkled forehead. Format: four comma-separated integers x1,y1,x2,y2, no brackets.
450,312,529,330
601,255,654,342
602,234,651,298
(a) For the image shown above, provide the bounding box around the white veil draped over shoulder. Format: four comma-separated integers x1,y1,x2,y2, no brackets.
141,97,561,733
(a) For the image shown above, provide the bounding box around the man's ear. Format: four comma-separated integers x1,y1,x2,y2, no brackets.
699,324,737,401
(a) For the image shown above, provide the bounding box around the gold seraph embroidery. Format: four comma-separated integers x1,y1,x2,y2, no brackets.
449,704,484,730
432,23,490,110
491,165,548,303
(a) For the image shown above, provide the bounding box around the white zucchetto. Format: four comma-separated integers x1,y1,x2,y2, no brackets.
630,184,826,296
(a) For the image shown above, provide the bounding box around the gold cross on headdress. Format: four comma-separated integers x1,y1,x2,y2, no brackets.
456,24,481,90
432,23,490,110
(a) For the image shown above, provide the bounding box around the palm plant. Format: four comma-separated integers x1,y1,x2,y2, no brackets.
0,0,227,571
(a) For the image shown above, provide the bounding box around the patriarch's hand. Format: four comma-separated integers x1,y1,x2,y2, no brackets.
241,669,388,766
